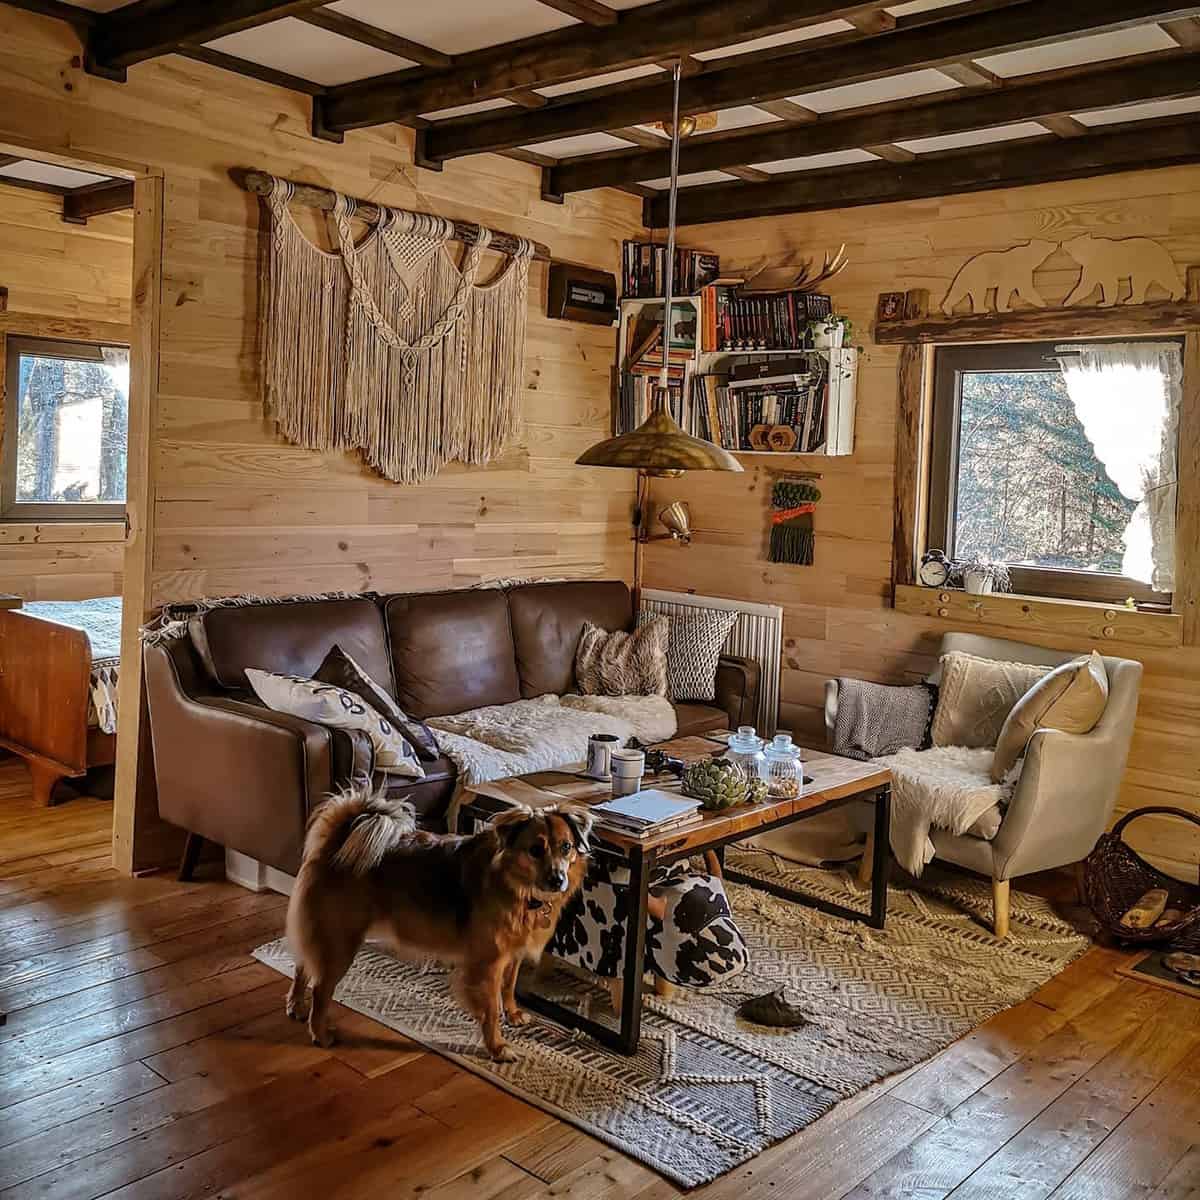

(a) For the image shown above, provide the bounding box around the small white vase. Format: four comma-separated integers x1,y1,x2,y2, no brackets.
963,569,994,595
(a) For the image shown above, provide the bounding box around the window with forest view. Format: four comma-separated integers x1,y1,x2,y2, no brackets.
928,339,1179,603
2,338,129,520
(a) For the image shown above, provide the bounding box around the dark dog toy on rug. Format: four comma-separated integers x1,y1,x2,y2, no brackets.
768,477,822,565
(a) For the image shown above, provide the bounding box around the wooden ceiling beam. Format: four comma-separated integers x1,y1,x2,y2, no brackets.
644,115,1200,226
937,60,1001,86
534,0,618,26
62,179,135,225
546,50,1200,193
418,0,1200,161
754,98,818,122
1161,15,1200,43
178,45,326,96
314,0,906,136
0,0,97,29
297,9,453,67
85,0,331,79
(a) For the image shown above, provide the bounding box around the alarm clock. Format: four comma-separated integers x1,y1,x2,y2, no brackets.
918,549,951,588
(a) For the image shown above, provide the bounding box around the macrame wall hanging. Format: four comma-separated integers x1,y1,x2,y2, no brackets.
258,175,536,485
768,473,822,565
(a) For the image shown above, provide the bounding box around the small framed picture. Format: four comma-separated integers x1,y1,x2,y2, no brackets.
876,292,906,323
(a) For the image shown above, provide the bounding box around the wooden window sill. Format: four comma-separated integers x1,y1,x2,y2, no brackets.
893,583,1181,649
0,521,127,546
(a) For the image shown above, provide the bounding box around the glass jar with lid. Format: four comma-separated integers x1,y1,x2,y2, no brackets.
765,733,805,799
724,725,767,784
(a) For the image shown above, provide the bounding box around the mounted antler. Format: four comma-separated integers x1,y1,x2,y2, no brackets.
792,244,849,292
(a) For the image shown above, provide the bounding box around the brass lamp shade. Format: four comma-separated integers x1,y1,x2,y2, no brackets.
658,500,692,541
576,407,743,477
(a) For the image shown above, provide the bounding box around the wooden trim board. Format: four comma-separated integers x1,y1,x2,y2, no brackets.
894,584,1182,648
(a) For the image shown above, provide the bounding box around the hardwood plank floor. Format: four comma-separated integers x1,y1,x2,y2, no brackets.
0,759,1195,1199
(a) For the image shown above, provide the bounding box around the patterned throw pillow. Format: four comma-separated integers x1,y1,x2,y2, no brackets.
640,608,737,702
575,618,668,697
931,651,1051,750
314,644,440,761
245,668,424,778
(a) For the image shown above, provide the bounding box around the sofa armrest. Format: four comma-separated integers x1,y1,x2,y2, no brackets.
145,643,350,874
715,654,760,731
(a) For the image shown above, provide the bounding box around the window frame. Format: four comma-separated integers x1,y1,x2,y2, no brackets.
2,335,129,522
927,337,1176,607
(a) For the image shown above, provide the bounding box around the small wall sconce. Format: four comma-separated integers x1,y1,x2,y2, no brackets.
638,500,692,544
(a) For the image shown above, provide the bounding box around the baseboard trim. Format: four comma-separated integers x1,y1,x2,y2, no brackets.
225,848,295,896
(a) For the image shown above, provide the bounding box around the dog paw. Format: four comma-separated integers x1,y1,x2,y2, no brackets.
506,1008,531,1027
286,1001,308,1021
489,1043,518,1063
310,1027,337,1048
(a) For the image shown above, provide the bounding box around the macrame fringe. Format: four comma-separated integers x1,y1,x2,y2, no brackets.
259,177,533,486
141,589,367,645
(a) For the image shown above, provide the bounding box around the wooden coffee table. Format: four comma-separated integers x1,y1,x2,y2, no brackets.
460,733,892,1054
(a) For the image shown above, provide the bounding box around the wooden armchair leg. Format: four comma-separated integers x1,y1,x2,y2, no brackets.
29,760,68,808
653,976,678,1001
178,832,205,882
992,878,1011,939
858,828,875,885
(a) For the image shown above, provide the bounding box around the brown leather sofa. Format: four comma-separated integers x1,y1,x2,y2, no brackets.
145,580,759,877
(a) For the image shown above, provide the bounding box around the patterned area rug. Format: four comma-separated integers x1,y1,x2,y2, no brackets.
253,851,1088,1187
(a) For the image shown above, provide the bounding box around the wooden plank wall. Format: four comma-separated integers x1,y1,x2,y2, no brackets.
0,182,132,599
1,7,640,610
643,164,1200,880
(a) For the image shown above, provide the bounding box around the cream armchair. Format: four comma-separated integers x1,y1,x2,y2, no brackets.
826,632,1143,937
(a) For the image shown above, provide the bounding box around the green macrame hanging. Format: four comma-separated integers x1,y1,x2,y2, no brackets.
768,477,822,565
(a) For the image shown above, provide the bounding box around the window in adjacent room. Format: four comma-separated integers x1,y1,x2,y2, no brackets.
927,338,1181,605
2,336,129,520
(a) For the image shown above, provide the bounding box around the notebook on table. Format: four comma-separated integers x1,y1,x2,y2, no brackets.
590,788,703,837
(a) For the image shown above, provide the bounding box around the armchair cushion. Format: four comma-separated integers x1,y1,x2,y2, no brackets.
831,678,934,761
991,651,1108,781
931,651,1050,749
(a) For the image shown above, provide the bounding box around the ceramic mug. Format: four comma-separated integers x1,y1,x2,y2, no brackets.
610,747,645,797
586,733,620,780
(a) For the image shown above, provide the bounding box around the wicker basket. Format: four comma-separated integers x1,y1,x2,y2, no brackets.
1083,806,1200,944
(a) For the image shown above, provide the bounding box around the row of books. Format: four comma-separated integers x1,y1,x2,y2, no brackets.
617,372,688,436
622,240,720,299
698,285,833,352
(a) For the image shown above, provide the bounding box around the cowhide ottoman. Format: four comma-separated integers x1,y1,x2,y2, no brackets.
547,858,749,1007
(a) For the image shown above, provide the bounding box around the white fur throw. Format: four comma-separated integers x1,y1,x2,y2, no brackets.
428,693,677,788
874,746,1018,876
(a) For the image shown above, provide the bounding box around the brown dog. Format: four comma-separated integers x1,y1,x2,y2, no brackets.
285,782,592,1061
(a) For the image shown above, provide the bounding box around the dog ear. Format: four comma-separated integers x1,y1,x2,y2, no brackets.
556,805,594,852
490,805,535,845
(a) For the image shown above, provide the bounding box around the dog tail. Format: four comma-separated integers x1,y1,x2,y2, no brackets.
303,779,416,876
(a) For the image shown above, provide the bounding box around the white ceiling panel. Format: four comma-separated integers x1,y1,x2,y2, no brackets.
790,68,960,113
707,105,783,132
326,0,576,55
897,121,1049,154
975,25,1176,78
1073,94,1200,126
524,131,642,158
885,0,973,15
0,160,112,188
642,169,742,189
420,98,517,121
750,148,879,173
695,20,855,62
535,63,665,98
205,17,417,85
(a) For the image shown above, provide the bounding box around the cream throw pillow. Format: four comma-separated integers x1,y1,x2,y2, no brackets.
575,617,668,697
931,651,1050,750
990,651,1108,781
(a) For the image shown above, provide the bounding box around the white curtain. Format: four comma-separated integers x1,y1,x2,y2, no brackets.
1054,342,1182,592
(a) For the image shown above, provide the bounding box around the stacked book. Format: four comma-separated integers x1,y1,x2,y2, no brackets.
589,789,703,838
698,285,832,351
622,241,720,299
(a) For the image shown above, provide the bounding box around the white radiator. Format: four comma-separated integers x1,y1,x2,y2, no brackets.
640,588,783,735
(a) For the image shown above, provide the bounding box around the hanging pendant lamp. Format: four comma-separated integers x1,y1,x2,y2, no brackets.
575,62,743,479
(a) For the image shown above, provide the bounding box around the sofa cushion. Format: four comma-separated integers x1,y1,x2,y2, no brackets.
672,701,729,737
384,589,520,718
576,618,668,697
189,598,393,694
507,580,632,698
383,754,457,827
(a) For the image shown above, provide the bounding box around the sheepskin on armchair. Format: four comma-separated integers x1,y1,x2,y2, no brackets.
826,632,1142,938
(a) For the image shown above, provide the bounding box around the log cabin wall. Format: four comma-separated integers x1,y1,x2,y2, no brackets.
643,163,1200,880
0,180,132,598
0,7,640,604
